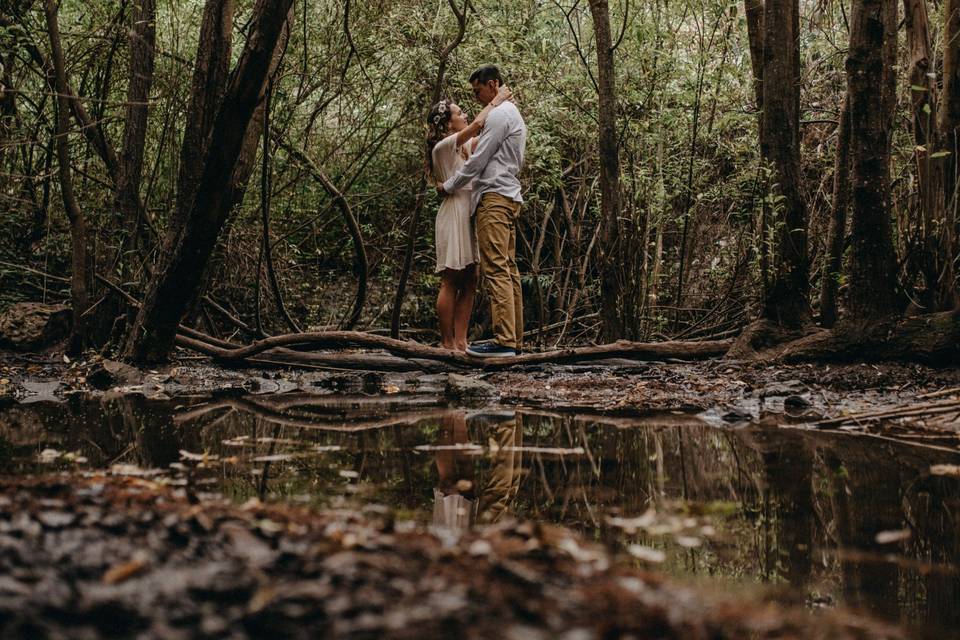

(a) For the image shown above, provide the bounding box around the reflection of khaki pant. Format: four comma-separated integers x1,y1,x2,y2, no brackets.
476,193,523,350
482,416,523,522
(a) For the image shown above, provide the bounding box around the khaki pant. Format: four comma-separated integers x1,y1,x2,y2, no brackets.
476,193,523,350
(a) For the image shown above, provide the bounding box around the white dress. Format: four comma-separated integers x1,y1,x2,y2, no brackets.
432,134,478,272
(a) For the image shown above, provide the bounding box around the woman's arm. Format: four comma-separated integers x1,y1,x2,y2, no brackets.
454,85,511,149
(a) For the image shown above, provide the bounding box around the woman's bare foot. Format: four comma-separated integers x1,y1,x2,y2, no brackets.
441,341,456,351
454,341,467,352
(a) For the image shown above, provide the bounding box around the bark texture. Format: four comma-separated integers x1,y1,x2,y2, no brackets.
588,0,622,341
760,0,809,326
843,0,899,322
744,0,764,110
819,94,851,327
939,0,960,296
45,0,89,353
123,0,296,362
172,0,235,237
115,0,156,257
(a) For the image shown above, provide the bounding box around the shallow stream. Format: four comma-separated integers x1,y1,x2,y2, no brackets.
2,386,959,635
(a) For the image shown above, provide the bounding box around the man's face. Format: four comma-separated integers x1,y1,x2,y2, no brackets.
471,79,499,106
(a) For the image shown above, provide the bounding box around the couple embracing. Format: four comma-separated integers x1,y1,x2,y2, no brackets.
427,64,527,358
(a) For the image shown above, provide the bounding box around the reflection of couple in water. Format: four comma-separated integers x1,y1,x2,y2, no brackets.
431,411,523,531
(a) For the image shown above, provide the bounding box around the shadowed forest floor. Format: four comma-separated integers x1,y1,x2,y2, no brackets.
1,353,959,638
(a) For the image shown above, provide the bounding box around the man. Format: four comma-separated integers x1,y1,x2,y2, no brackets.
438,64,527,358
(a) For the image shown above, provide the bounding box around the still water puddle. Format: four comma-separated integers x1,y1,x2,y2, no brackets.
1,391,959,634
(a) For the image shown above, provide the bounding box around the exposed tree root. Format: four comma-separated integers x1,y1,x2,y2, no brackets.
725,312,960,366
726,318,819,360
173,330,733,370
777,311,960,365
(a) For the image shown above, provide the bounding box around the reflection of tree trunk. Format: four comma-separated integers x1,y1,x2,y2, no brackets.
762,444,814,587
908,475,960,629
127,400,186,469
826,451,902,618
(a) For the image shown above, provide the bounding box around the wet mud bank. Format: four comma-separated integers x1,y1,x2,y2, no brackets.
1,353,960,637
0,475,904,639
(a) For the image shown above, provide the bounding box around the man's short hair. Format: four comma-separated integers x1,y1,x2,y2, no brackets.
469,64,502,86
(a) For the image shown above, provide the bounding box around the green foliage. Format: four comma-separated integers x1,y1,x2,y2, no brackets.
0,0,944,341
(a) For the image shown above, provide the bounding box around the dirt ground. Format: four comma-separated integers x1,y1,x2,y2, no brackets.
0,475,907,640
4,351,960,418
1,351,958,638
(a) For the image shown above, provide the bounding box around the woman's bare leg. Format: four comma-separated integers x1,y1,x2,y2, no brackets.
438,269,458,349
453,264,478,351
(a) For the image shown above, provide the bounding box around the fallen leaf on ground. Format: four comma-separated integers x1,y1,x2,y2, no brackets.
875,529,911,545
627,544,666,563
103,557,149,584
930,464,960,477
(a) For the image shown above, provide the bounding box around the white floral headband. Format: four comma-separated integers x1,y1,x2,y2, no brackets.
432,100,449,126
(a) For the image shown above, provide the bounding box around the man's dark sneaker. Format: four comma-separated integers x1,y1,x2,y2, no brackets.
466,342,517,358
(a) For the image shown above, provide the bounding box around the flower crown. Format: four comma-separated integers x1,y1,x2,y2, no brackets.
432,100,449,126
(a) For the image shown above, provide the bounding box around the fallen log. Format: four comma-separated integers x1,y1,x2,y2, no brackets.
173,331,732,370
94,274,730,370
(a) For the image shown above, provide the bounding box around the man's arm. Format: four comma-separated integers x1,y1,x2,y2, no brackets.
441,107,511,195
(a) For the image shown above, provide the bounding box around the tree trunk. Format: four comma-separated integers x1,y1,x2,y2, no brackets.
181,5,291,334
588,0,622,341
844,0,899,322
744,0,764,111
760,0,809,326
123,0,296,363
819,94,850,327
943,0,960,137
172,0,235,237
224,10,292,212
114,0,156,261
45,0,89,353
938,0,960,298
904,0,956,310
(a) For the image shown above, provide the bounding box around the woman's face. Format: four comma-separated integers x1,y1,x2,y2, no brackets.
447,103,468,132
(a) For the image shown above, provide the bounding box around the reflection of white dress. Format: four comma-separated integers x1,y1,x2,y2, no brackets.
432,488,477,531
432,134,478,272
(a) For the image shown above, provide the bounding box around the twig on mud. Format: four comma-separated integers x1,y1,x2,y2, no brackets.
916,386,960,400
811,399,960,429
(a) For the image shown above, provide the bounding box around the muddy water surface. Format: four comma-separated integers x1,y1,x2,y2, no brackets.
2,389,959,636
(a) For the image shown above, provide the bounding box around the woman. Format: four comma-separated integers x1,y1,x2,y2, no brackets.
426,85,511,351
